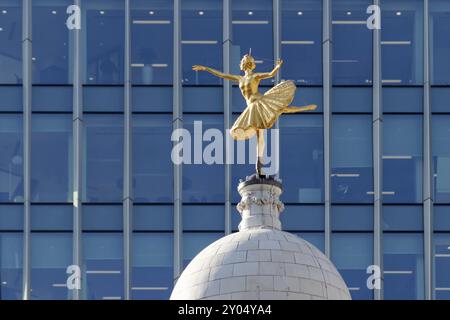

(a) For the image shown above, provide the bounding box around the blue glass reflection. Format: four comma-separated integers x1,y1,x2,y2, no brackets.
383,87,423,113
434,206,450,231
182,0,222,85
383,233,424,300
84,0,124,84
31,115,72,202
332,205,373,231
383,205,423,231
281,0,322,85
331,233,373,300
434,234,450,299
83,233,124,300
132,233,173,300
332,0,372,85
31,205,72,231
281,205,324,232
381,0,423,85
0,1,21,84
333,87,372,113
133,205,173,231
432,116,450,203
280,115,324,203
431,0,450,85
0,233,22,300
31,233,72,300
332,115,373,203
183,233,222,268
133,115,173,202
383,115,423,203
32,0,72,84
82,205,122,231
183,205,224,231
131,0,173,85
0,115,23,202
0,205,23,231
84,115,124,202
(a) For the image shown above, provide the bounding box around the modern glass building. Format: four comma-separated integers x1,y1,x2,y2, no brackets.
0,0,449,300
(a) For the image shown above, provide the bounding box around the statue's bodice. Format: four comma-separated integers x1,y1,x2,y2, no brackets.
239,75,261,102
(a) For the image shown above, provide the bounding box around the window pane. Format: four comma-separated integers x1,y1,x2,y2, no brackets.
31,233,72,300
183,87,223,112
31,115,72,202
383,205,423,231
332,205,373,231
0,0,21,84
331,115,373,203
434,234,450,299
132,87,172,112
82,205,123,231
430,0,450,85
281,0,322,85
333,87,372,113
84,0,124,84
31,205,72,231
332,0,372,85
432,115,450,203
182,0,222,85
232,0,273,85
381,0,423,85
133,115,173,202
331,233,373,300
183,233,222,268
295,233,324,253
32,0,72,84
434,205,450,231
0,115,23,202
132,233,173,299
131,0,173,85
383,115,423,203
0,205,23,231
280,115,324,203
0,233,22,300
431,88,450,113
84,115,124,202
84,87,124,112
83,233,124,300
133,205,173,231
182,115,224,203
32,87,73,112
383,233,424,300
383,87,423,113
281,205,324,232
0,86,22,112
183,205,224,231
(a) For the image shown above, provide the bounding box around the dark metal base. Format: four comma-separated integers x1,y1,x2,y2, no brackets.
238,173,283,191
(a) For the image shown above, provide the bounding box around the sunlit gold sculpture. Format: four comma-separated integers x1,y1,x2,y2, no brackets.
193,53,317,176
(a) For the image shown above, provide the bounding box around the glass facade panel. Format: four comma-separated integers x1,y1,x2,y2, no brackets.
331,115,373,203
0,205,22,231
383,87,423,113
83,115,124,202
31,205,72,231
432,115,450,203
183,233,222,267
430,0,450,85
383,205,423,231
183,205,224,231
383,115,423,203
0,115,23,202
383,233,424,300
31,115,72,202
131,0,173,85
434,234,450,299
0,0,21,84
332,87,372,113
133,205,173,231
434,205,450,231
281,205,324,232
82,205,123,231
332,205,373,231
0,233,22,300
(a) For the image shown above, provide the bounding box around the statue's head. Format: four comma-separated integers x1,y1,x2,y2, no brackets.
240,54,256,71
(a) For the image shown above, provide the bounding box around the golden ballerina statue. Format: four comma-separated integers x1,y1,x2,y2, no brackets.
193,53,317,176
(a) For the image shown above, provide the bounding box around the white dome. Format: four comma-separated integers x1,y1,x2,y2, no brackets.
170,228,351,300
170,175,351,300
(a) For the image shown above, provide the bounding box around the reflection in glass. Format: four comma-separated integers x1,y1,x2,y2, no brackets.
31,115,72,202
331,233,373,300
280,115,324,203
182,0,222,85
32,0,72,84
133,115,173,202
431,0,450,85
0,233,22,300
332,115,373,203
432,116,450,203
332,0,372,85
83,233,124,300
84,0,124,84
434,234,450,300
0,0,21,83
383,233,424,300
31,233,72,300
0,116,23,202
131,0,173,84
381,0,423,85
383,115,422,203
132,233,173,299
281,0,322,84
84,115,124,202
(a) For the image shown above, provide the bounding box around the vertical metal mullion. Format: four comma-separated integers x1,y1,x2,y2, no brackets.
173,0,183,282
223,0,232,236
72,0,83,301
21,0,32,301
372,0,383,301
123,0,133,301
273,0,280,180
423,0,433,300
322,0,332,258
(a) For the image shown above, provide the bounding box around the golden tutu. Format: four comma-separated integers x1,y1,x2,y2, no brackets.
230,80,296,140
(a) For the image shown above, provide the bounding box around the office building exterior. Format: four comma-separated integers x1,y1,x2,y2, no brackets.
0,0,449,300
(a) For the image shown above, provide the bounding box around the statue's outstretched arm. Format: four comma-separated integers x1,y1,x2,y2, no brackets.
192,65,240,82
255,59,283,80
